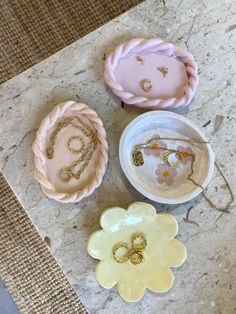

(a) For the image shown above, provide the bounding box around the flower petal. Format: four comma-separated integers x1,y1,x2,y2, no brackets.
157,176,165,184
87,230,111,260
100,207,126,232
155,213,178,238
165,176,174,185
117,273,146,302
128,202,156,221
96,260,120,289
158,239,187,267
146,267,174,293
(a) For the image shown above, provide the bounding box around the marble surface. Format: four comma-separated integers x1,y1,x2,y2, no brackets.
0,0,236,313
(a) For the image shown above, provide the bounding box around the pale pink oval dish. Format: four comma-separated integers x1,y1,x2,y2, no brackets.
32,101,108,203
104,38,199,109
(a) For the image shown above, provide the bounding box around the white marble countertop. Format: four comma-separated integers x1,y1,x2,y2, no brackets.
0,0,236,313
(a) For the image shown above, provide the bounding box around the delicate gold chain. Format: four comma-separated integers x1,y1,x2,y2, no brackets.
45,116,98,183
134,137,234,213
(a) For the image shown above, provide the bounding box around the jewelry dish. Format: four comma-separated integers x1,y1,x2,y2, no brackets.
104,38,199,109
88,202,187,302
32,101,108,203
119,111,215,204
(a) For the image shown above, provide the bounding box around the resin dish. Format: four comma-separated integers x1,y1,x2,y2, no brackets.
119,111,214,204
32,101,108,203
104,38,199,109
88,202,187,302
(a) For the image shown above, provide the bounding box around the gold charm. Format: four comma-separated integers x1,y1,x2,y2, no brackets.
136,55,144,64
140,79,152,92
112,242,129,263
157,66,168,78
59,168,73,183
131,232,147,251
132,149,144,166
163,151,182,168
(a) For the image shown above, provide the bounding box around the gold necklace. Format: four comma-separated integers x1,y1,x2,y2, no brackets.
133,137,234,213
46,116,98,183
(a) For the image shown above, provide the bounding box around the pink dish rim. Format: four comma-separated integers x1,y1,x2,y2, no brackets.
32,101,108,203
104,38,199,109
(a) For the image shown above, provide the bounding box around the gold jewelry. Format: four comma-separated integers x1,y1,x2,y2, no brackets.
131,232,147,251
140,79,152,92
157,66,168,78
45,116,98,183
68,136,85,154
136,55,144,65
132,148,144,167
129,249,143,265
163,151,182,168
112,242,129,263
59,169,73,183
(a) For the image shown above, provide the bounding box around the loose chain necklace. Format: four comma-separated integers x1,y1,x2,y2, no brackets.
133,137,234,213
46,116,98,183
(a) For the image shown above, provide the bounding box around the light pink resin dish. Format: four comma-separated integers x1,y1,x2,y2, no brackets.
32,101,108,203
104,38,199,109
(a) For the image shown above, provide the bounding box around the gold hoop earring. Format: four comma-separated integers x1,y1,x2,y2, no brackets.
129,249,144,265
68,136,85,154
140,79,152,92
112,242,129,263
131,232,147,251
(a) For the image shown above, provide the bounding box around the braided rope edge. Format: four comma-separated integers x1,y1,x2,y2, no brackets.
104,38,199,109
32,101,108,203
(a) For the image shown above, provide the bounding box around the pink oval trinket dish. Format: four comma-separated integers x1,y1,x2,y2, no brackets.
32,101,108,203
119,111,214,204
104,38,199,109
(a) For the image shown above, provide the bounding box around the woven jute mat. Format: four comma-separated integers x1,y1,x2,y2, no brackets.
0,0,142,84
0,172,87,313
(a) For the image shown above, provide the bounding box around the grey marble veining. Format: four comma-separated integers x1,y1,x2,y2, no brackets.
0,0,236,313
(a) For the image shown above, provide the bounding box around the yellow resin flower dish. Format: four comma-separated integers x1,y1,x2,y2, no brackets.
87,202,187,302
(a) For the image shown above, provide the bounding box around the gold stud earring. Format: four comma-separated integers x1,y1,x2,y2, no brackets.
157,66,168,78
136,55,144,65
140,79,152,92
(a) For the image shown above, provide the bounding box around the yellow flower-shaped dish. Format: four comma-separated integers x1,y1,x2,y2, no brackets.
87,202,187,302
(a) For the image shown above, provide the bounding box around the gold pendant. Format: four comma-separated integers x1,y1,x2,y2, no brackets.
132,149,144,166
163,151,182,168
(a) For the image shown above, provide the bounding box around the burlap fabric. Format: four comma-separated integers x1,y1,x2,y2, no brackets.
0,172,87,313
0,0,143,84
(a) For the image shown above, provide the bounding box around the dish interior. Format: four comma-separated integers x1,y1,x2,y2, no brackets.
120,114,213,202
115,52,188,99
